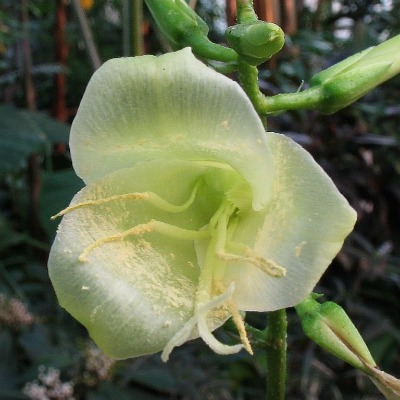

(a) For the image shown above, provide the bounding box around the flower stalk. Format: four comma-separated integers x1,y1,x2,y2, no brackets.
265,309,287,400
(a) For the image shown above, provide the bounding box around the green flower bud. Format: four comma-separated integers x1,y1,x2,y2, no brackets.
311,33,400,114
145,0,208,48
145,0,238,63
296,294,376,372
226,21,284,66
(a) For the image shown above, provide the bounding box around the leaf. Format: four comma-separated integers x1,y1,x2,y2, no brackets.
0,105,69,177
39,169,84,239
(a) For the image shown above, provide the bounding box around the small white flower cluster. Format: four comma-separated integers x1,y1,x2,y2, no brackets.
84,343,115,381
23,366,74,400
0,294,35,328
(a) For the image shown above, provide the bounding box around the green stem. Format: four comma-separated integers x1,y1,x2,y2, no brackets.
237,60,268,127
265,309,287,400
187,35,239,63
131,0,144,56
234,4,287,399
237,61,263,109
259,87,324,113
236,0,258,23
123,0,144,56
238,60,324,115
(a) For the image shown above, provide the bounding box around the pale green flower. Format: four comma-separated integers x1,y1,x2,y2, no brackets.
48,48,356,361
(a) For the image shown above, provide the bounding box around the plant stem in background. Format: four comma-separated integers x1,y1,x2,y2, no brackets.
20,0,36,111
54,0,68,122
71,0,101,70
123,0,144,56
132,0,144,56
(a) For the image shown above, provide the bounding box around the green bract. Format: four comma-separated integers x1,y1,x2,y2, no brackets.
48,48,356,361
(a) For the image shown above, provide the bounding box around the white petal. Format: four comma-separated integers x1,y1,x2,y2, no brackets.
70,48,273,210
49,160,213,359
225,132,357,311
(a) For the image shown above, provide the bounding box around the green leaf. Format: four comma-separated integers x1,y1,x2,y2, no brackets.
39,169,84,239
0,105,69,177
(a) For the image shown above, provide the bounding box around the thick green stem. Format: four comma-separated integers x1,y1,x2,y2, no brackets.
237,60,268,127
234,5,287,399
236,0,258,23
237,61,263,108
259,87,324,113
265,309,287,400
238,60,324,115
187,35,239,63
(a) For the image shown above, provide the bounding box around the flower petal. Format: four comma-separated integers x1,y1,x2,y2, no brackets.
224,132,357,311
70,48,273,210
48,160,222,359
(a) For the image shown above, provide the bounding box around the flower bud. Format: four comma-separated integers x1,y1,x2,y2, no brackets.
311,34,400,114
145,0,237,63
225,21,284,66
296,294,376,372
145,0,209,48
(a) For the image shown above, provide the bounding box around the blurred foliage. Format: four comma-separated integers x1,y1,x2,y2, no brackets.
0,0,399,399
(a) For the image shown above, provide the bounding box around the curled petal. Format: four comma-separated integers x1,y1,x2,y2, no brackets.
70,48,273,210
223,132,357,311
49,160,221,359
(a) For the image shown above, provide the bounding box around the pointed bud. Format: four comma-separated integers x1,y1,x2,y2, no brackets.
311,34,400,114
295,294,376,372
226,21,284,66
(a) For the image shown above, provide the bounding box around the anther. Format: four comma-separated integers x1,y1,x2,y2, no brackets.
215,281,253,355
78,219,210,262
52,181,201,220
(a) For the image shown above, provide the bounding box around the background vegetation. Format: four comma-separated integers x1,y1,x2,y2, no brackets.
0,0,399,398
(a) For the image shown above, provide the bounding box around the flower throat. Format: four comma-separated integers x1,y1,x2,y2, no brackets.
52,162,286,360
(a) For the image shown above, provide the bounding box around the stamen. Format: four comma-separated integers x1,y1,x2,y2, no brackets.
79,223,153,262
79,219,210,262
51,193,149,219
52,181,201,219
161,282,243,362
222,241,286,278
215,281,253,355
226,301,253,355
198,313,243,355
161,315,198,362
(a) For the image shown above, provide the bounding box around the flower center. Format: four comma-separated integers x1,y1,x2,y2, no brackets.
53,164,286,360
